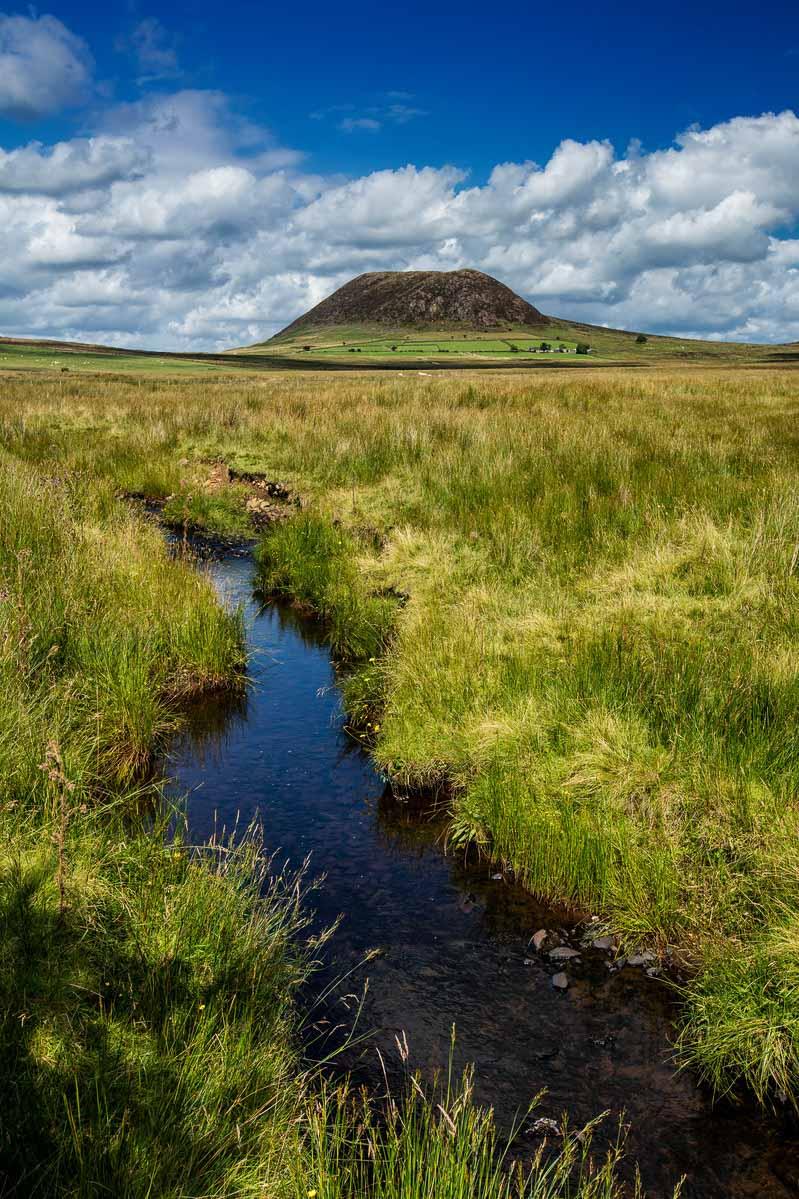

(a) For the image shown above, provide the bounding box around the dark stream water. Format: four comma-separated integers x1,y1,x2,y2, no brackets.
167,552,799,1198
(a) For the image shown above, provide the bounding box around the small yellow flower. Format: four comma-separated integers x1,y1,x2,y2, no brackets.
307,1191,318,1198
374,724,381,732
198,1003,206,1011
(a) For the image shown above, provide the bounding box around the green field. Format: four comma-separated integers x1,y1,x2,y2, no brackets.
254,325,590,361
0,362,686,1196
246,317,798,366
4,361,799,1113
3,318,795,377
0,340,227,374
307,335,580,357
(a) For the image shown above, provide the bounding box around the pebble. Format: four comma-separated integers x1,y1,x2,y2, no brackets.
628,952,656,967
551,972,569,990
592,935,616,951
491,872,503,881
531,928,548,951
549,946,580,961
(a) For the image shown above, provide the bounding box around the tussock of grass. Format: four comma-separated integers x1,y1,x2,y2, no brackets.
295,1069,664,1199
0,454,244,793
161,484,255,539
256,513,397,661
678,920,799,1107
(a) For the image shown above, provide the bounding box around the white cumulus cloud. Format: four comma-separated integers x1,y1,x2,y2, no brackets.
0,40,798,354
0,13,94,119
0,138,150,195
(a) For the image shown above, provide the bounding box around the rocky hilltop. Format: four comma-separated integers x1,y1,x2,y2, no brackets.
275,269,545,336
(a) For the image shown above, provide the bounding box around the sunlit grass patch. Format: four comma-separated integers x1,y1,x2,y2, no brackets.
0,454,245,798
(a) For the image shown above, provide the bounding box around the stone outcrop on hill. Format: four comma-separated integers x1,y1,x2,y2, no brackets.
275,269,545,336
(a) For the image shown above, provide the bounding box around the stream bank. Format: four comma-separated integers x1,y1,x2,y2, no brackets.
167,550,799,1198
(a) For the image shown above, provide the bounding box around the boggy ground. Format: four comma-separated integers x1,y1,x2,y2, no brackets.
0,388,672,1196
3,362,799,1118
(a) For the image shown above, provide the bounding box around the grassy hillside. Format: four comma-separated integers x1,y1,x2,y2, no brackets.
5,313,797,377
242,317,798,365
0,338,232,375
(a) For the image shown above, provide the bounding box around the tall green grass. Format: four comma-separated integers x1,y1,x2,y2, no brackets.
294,1070,660,1199
0,438,664,1195
4,365,799,1104
0,453,244,794
0,808,310,1197
256,513,397,661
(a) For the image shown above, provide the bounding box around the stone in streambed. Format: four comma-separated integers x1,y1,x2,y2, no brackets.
548,946,580,961
531,929,549,952
551,972,569,990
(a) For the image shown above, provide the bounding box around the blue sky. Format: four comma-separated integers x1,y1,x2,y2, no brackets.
5,0,797,178
0,1,798,347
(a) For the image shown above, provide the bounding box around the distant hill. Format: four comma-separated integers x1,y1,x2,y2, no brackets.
275,269,546,339
3,265,798,375
238,269,797,367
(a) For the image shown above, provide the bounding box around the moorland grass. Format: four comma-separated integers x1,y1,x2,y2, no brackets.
3,364,799,1109
295,1070,655,1199
0,805,312,1197
0,436,658,1195
256,512,397,660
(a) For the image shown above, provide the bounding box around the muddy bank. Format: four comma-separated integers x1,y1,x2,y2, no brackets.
125,463,297,546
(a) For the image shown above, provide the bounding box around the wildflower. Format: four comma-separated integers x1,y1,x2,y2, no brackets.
307,1191,318,1198
374,724,381,732
198,1003,206,1011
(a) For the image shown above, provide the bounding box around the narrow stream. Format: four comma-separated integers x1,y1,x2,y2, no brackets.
167,552,799,1198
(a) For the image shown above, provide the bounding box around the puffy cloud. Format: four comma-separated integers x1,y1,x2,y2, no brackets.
0,138,150,195
1,89,799,349
85,165,262,240
97,89,302,176
0,13,93,120
646,112,799,215
295,165,466,245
